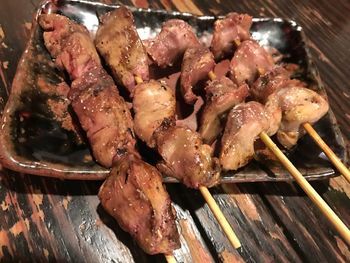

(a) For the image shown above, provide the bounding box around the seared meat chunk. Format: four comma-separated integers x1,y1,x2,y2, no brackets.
251,67,291,103
252,67,329,148
40,14,136,167
133,80,176,147
230,40,274,85
180,46,215,104
210,12,252,60
69,67,136,167
95,7,149,94
145,19,201,68
220,102,269,171
99,154,180,255
155,125,221,188
39,14,101,80
199,77,249,144
275,85,329,148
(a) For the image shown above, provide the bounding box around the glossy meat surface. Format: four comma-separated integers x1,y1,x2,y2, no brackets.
98,154,180,255
210,12,252,60
199,77,249,144
69,67,137,167
95,7,149,94
230,40,274,85
180,46,215,104
155,125,221,188
145,19,200,68
133,80,176,147
39,14,100,80
220,102,269,171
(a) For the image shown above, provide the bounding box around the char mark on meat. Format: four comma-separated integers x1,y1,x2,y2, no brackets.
155,125,221,188
144,19,201,68
230,40,274,86
133,80,176,148
38,14,101,80
180,46,215,104
210,12,252,60
39,14,137,167
95,6,149,95
220,102,271,171
98,154,180,255
199,77,249,144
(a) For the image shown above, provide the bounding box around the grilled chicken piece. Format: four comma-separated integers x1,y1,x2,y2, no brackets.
133,80,176,148
39,14,136,167
69,67,137,167
210,12,252,60
180,46,215,104
155,125,221,188
220,102,269,171
230,40,274,85
199,77,249,144
39,14,101,80
275,85,329,148
251,67,291,103
252,67,329,148
144,19,201,68
95,7,149,94
99,154,180,255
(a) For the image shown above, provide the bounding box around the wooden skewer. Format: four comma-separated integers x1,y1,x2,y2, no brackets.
135,75,242,250
260,132,350,245
207,70,350,245
303,123,350,183
165,254,177,263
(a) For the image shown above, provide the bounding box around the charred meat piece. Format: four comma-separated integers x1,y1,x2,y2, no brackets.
40,14,137,167
69,67,137,167
39,14,101,80
210,12,252,60
155,125,221,188
252,67,329,148
251,67,291,103
230,40,274,85
220,102,269,171
95,7,149,94
199,77,249,144
133,80,176,148
275,85,329,148
180,46,215,104
144,19,201,68
98,154,180,255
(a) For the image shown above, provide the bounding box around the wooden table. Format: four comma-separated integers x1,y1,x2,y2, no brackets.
0,0,349,262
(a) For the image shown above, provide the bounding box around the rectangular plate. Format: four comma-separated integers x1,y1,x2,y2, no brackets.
0,0,347,182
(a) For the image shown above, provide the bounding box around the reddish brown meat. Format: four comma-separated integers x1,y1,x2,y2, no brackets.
230,40,274,85
39,14,101,80
252,67,329,148
220,102,269,171
133,80,176,147
98,154,180,255
199,77,249,144
95,7,149,94
210,12,252,60
155,125,221,188
180,46,215,104
39,14,137,167
144,19,201,68
69,67,137,167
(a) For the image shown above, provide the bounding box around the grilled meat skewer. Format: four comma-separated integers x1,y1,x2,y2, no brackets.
39,13,180,255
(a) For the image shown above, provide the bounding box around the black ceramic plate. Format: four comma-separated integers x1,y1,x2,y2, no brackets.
0,0,346,181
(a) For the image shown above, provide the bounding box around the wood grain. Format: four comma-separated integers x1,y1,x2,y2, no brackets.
0,0,349,262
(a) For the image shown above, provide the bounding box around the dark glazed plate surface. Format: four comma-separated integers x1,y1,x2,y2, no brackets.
0,0,346,181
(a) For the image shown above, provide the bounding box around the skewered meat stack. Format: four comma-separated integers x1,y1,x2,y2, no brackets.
39,13,180,255
37,4,344,256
